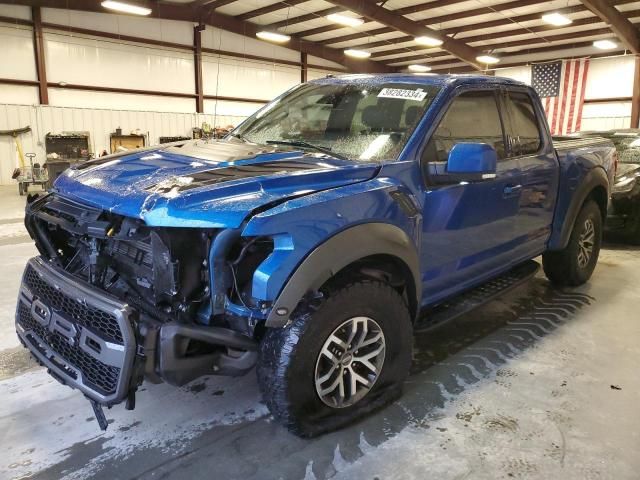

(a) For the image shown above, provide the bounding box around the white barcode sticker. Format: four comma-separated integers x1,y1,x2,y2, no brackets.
377,88,427,101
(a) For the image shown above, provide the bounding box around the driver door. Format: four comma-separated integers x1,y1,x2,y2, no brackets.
419,89,525,303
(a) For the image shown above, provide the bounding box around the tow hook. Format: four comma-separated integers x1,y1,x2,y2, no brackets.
90,399,109,431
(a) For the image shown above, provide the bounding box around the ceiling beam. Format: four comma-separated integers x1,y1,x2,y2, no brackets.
312,0,542,46
189,0,237,8
579,0,640,53
423,39,613,68
431,49,627,74
265,6,345,31
318,0,635,48
324,0,483,70
236,0,308,21
361,5,640,65
1,0,393,73
385,12,639,66
288,0,468,39
378,27,614,64
264,0,475,34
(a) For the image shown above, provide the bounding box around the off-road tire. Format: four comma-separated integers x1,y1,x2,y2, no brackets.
543,199,602,286
257,279,413,437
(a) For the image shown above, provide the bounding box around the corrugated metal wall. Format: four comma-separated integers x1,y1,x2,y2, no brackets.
0,103,248,185
0,5,343,186
497,57,635,131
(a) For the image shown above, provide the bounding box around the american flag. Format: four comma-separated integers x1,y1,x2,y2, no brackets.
532,59,590,135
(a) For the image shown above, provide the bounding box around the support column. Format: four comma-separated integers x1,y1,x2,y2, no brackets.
194,24,205,113
32,6,48,105
301,52,308,83
631,56,640,128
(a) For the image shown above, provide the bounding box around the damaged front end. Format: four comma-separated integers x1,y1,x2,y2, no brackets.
16,193,271,428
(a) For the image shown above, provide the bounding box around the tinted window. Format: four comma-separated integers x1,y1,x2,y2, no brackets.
504,91,542,156
424,90,506,164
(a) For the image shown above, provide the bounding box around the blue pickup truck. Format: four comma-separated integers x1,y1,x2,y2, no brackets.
17,74,615,436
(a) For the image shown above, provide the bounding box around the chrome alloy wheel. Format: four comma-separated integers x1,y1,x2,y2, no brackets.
314,316,386,408
577,218,595,269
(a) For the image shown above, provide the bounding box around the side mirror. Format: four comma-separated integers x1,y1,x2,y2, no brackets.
433,143,497,184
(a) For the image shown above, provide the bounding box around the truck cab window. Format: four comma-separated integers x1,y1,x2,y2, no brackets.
504,91,542,156
423,90,506,168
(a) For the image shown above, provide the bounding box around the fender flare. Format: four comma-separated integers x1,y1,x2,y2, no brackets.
550,166,609,251
265,223,421,327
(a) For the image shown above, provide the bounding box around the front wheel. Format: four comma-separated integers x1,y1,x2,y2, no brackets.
543,199,602,286
257,279,413,437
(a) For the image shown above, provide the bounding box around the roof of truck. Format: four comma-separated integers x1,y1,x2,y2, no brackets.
309,73,528,88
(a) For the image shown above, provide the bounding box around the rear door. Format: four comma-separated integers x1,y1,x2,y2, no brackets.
419,89,525,303
500,89,559,258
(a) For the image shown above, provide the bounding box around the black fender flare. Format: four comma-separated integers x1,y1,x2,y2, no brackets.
551,166,609,251
265,223,421,327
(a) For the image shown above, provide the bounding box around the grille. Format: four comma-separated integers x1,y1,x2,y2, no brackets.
17,301,120,395
23,264,123,344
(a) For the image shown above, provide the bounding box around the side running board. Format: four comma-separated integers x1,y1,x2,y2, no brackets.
415,260,540,333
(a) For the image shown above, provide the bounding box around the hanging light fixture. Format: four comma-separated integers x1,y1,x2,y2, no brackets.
476,55,500,64
101,1,151,15
414,36,444,47
408,64,432,72
593,39,618,50
327,12,364,27
541,12,573,26
344,49,371,58
256,31,291,43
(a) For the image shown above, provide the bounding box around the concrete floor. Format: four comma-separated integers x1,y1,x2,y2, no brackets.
1,184,639,480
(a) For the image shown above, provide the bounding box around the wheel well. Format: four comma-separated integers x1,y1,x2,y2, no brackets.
587,185,608,221
323,254,418,321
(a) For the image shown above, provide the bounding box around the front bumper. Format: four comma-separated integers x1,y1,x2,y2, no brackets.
16,257,259,406
16,257,137,406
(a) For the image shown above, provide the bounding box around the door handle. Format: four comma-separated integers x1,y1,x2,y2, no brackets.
503,184,522,196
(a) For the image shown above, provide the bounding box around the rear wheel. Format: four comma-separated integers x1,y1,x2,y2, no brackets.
543,200,602,286
257,279,413,437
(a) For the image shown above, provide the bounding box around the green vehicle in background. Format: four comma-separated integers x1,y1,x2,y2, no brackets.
576,129,640,244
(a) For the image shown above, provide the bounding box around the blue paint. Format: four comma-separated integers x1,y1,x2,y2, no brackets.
446,143,497,175
51,74,615,319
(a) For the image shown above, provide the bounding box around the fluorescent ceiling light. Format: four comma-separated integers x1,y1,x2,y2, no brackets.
408,64,432,72
256,31,291,43
593,39,617,50
542,12,572,26
327,12,364,27
101,1,151,15
477,55,500,64
414,36,443,47
344,49,371,58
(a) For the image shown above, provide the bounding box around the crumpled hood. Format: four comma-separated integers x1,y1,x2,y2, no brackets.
53,140,379,228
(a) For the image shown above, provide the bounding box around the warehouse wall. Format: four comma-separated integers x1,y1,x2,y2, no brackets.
497,56,635,130
0,103,244,186
0,5,342,185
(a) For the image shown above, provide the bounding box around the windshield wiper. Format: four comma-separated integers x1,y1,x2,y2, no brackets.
227,132,249,142
266,140,347,160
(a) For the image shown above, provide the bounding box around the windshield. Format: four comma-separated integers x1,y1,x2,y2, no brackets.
231,81,441,162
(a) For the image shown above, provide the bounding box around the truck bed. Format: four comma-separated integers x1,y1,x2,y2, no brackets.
552,136,614,152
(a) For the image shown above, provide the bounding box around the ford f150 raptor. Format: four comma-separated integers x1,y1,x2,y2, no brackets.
16,74,616,437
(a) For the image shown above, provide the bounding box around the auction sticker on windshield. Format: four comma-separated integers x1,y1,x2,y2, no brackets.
377,88,427,101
